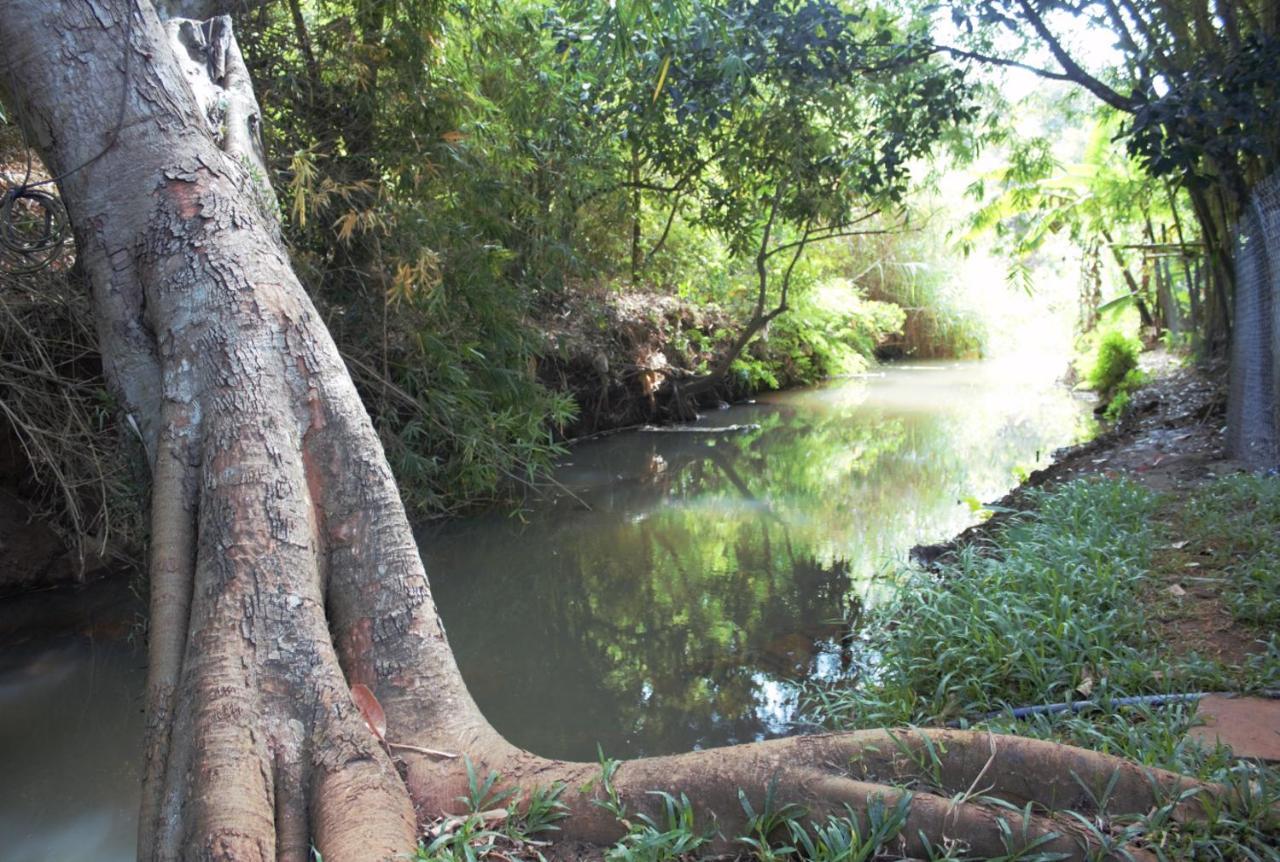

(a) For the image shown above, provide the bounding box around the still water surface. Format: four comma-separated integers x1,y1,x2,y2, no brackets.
0,359,1091,861
420,359,1094,761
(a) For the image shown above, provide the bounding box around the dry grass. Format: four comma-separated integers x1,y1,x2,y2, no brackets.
0,268,145,573
0,137,144,576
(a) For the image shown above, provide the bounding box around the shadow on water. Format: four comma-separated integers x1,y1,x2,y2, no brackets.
421,360,1094,761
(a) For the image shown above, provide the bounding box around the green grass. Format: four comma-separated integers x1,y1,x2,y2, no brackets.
410,477,1280,861
1181,474,1280,628
806,479,1168,729
797,475,1280,860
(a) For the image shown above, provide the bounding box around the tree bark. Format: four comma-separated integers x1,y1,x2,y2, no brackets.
0,2,1254,860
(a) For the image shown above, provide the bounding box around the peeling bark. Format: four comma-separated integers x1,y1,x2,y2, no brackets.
0,2,1259,860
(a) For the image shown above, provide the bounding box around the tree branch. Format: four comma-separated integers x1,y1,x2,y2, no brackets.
752,182,786,318
936,45,1075,82
776,220,811,313
763,210,892,260
645,189,685,261
1014,0,1139,112
1112,0,1177,72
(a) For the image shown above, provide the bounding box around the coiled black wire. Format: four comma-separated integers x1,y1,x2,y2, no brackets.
0,2,134,277
0,179,69,275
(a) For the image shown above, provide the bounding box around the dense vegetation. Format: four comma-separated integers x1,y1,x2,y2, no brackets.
236,0,986,512
0,0,1269,528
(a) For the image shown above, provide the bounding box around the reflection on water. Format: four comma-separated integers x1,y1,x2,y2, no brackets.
0,637,145,862
0,359,1091,859
421,359,1094,760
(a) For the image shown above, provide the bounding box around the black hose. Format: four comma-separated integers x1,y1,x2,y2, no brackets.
945,689,1280,727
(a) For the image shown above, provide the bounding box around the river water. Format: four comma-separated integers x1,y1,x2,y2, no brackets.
0,358,1091,861
421,359,1094,761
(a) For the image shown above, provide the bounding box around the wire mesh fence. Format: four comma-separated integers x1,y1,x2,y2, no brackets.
1227,172,1280,467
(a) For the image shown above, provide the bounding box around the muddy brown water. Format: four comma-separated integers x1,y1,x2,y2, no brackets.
0,359,1092,860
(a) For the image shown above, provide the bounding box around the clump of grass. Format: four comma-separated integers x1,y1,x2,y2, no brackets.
413,759,568,861
605,791,713,862
783,796,912,862
1086,329,1141,396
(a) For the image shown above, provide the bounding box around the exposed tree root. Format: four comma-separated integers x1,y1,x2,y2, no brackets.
396,725,1237,862
0,0,1269,860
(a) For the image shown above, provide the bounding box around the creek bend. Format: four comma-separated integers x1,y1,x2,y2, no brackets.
0,358,1092,861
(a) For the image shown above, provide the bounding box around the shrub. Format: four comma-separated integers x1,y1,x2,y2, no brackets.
1086,329,1140,397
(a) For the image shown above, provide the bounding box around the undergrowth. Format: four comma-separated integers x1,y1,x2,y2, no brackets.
1078,324,1148,421
0,268,146,570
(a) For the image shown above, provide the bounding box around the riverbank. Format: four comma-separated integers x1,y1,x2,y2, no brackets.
431,353,1280,861
913,350,1271,670
531,282,923,438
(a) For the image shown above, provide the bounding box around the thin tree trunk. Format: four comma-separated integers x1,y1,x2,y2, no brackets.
629,141,642,282
1101,228,1156,328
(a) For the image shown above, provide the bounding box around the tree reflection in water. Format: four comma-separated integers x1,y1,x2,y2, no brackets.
422,362,1092,760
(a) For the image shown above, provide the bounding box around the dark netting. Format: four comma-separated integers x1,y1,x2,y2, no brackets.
1226,173,1280,466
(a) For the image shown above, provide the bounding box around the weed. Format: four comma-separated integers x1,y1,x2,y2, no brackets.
785,796,912,862
462,757,516,814
513,782,569,836
736,777,807,860
605,791,713,862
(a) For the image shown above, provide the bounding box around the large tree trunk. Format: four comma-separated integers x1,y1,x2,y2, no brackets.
0,2,1250,860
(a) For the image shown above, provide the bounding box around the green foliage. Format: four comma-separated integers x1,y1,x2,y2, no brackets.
462,758,516,814
949,0,1280,197
1101,389,1130,422
593,748,628,821
240,0,596,513
605,791,713,862
736,779,807,861
1127,35,1280,186
730,281,905,391
1085,329,1140,397
227,0,982,511
963,109,1170,299
558,0,977,380
784,797,912,862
